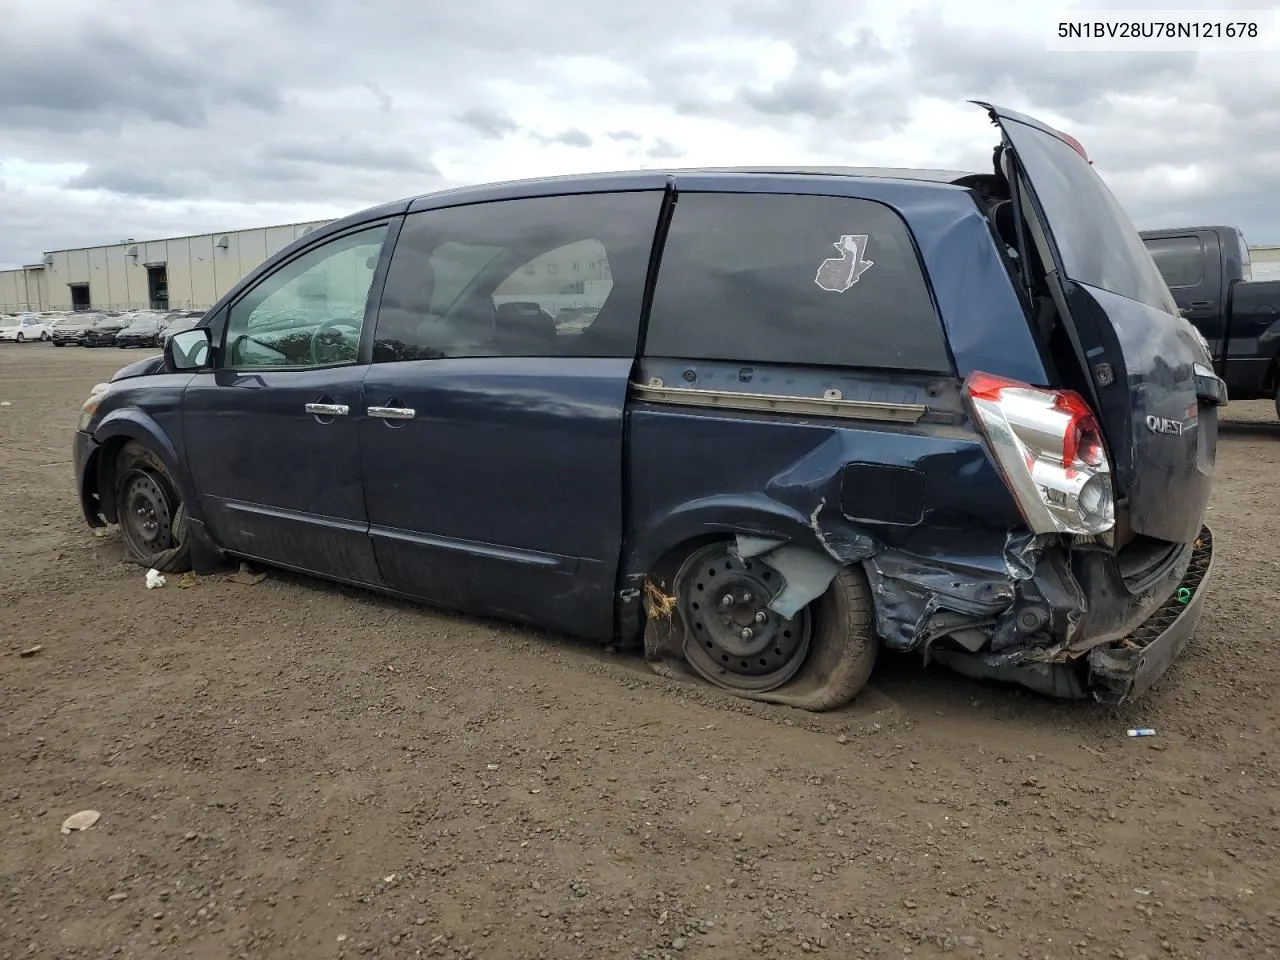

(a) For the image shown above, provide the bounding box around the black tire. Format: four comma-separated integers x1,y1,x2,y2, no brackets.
673,544,879,712
15,332,23,343
762,566,879,711
113,441,192,573
40,331,50,341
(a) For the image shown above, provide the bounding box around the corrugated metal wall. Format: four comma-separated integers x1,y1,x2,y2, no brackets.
0,220,332,313
1251,246,1280,281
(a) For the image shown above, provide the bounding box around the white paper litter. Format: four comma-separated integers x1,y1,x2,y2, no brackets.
145,569,166,589
61,810,101,834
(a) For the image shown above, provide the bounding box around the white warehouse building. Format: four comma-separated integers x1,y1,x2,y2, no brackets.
1252,245,1280,280
0,220,333,315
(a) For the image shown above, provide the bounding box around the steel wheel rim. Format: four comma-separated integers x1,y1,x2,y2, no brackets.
679,544,812,693
120,469,175,556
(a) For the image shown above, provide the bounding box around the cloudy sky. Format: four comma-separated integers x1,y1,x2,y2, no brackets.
1,0,1277,269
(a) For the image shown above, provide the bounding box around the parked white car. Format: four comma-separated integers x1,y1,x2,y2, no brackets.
0,314,53,342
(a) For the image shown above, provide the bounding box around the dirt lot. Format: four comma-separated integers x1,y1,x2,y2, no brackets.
2,344,1279,960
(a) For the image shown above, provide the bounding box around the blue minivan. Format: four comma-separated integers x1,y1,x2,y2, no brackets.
73,103,1224,709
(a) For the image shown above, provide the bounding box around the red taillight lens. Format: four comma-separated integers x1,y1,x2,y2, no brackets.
1060,131,1092,164
1073,421,1106,468
963,371,1114,536
964,371,1023,403
1054,390,1106,472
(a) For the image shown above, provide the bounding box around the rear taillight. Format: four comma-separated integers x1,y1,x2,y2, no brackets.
964,371,1115,536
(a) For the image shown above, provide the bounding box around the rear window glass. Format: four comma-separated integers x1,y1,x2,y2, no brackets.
1144,235,1205,288
1002,118,1179,315
644,193,951,372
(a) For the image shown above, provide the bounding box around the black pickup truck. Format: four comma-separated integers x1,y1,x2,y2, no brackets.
1141,226,1280,415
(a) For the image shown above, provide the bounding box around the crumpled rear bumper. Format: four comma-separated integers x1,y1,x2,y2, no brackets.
1085,525,1214,704
931,525,1215,702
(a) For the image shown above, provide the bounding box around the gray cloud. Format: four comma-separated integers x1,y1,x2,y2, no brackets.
647,138,684,160
0,27,279,132
902,14,1196,119
264,139,438,174
67,167,204,200
456,106,520,139
536,128,593,148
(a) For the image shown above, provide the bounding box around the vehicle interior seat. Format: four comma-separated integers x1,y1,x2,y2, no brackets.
493,301,558,354
374,263,437,359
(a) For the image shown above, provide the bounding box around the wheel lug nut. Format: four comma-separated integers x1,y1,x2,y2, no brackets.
754,611,767,624
740,627,753,640
741,591,753,603
721,594,734,607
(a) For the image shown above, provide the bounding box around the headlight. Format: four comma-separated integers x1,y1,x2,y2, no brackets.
77,383,111,431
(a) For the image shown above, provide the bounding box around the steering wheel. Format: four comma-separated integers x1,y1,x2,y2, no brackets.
309,317,361,365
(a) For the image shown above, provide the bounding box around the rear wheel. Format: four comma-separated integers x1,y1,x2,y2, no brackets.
15,332,23,343
113,442,192,573
675,542,878,711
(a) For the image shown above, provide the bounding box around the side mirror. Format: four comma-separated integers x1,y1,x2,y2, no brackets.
165,327,212,371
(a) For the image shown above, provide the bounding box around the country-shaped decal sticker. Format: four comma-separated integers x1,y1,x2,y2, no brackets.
814,235,874,293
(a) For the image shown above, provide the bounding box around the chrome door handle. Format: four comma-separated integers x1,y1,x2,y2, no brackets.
367,406,416,420
305,402,349,416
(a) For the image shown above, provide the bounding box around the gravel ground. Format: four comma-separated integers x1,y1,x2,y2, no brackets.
2,344,1279,960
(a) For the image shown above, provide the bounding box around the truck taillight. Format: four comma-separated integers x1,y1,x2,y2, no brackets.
964,371,1115,536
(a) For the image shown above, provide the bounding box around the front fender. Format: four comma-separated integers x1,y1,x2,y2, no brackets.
92,407,198,525
110,354,166,381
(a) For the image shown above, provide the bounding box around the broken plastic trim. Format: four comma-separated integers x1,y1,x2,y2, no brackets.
734,534,842,620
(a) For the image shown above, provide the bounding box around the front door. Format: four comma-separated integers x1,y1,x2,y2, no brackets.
359,188,666,640
182,221,394,584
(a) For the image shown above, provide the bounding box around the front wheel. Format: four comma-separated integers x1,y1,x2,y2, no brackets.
113,442,192,573
673,542,879,711
40,331,50,341
15,333,23,343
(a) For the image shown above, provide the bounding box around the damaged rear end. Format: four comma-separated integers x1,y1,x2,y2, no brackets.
626,103,1220,707
926,104,1223,701
929,370,1215,701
